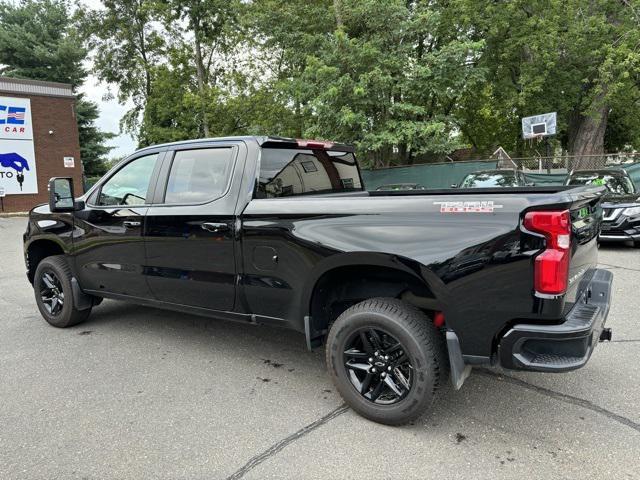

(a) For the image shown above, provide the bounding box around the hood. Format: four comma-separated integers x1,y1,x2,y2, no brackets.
601,192,640,208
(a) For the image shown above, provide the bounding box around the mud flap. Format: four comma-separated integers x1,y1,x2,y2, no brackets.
446,330,472,389
304,316,325,350
72,277,95,311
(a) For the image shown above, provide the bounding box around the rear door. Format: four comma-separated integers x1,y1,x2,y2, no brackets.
143,142,243,311
73,150,164,297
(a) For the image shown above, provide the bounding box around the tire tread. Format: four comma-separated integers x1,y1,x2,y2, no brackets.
34,255,91,328
326,297,449,425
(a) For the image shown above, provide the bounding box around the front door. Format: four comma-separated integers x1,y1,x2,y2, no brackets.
144,145,239,311
73,152,162,298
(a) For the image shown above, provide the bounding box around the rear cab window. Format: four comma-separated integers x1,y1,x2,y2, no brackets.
256,148,363,198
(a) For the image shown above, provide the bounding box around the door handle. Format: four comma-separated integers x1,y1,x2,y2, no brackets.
201,222,230,233
123,220,141,228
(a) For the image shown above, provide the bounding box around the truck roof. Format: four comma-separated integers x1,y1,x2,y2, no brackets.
133,136,355,155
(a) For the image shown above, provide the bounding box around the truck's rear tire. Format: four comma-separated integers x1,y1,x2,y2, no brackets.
34,255,92,328
326,298,448,425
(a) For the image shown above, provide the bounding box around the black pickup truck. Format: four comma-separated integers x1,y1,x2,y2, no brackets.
24,136,613,425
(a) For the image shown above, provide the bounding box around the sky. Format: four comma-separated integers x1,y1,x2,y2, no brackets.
77,0,137,159
79,74,137,159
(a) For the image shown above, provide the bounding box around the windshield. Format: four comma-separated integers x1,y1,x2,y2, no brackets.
459,172,519,188
567,173,635,195
256,148,362,198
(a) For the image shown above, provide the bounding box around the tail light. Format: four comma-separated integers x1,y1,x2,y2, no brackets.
523,210,571,296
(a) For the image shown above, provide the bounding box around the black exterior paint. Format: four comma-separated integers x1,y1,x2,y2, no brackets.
24,136,608,365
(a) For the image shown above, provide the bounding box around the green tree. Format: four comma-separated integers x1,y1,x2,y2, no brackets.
454,0,640,158
155,0,243,137
245,0,336,137
251,0,484,166
75,97,115,175
0,0,114,174
81,0,165,145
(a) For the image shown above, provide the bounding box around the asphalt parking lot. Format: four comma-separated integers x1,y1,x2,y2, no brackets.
1,216,639,479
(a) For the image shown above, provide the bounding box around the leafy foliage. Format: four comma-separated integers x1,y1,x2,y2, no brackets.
0,0,114,174
7,0,638,165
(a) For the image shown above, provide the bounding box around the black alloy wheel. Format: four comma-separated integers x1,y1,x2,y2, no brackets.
343,328,413,404
39,270,65,316
33,255,92,328
326,297,448,425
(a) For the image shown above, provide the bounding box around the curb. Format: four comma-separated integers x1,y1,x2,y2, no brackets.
0,212,29,218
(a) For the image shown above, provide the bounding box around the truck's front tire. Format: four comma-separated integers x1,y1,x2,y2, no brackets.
34,256,92,328
326,298,448,425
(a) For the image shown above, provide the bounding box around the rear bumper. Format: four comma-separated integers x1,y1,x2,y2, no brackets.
498,268,613,372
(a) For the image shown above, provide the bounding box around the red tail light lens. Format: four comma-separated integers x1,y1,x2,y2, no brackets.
523,210,571,295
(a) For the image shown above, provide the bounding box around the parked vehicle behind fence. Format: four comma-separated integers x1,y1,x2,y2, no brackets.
566,168,640,247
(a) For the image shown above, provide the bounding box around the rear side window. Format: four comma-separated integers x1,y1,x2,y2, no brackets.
256,148,362,198
164,148,234,204
97,153,159,206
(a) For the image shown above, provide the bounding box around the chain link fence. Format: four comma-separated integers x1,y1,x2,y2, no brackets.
363,152,640,190
500,152,640,173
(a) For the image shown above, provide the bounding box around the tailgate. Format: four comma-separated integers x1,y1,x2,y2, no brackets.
564,188,604,309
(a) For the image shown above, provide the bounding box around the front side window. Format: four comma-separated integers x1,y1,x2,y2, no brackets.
98,153,159,206
164,148,234,204
256,148,362,198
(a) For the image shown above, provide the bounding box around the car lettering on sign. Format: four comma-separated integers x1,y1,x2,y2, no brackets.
434,200,503,213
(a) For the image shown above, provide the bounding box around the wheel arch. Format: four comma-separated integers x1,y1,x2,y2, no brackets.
25,237,67,284
302,252,446,347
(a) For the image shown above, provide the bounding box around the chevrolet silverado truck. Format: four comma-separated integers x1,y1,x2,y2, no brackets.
24,136,613,425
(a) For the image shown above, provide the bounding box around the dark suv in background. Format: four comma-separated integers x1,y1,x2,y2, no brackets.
566,168,640,247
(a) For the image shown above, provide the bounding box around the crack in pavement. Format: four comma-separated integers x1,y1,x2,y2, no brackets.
477,369,640,434
599,263,640,273
225,404,349,480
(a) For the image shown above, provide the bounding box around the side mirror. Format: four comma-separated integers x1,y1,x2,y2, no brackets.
48,177,80,212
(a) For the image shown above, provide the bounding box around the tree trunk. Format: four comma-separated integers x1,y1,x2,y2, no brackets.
568,91,608,170
334,0,343,28
192,19,210,138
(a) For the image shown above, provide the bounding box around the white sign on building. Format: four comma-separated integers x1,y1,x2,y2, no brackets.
0,96,38,194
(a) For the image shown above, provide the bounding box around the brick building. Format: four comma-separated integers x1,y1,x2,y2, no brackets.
0,77,84,213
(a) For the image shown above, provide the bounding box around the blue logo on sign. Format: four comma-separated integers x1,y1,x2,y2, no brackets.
0,105,27,124
0,152,30,172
